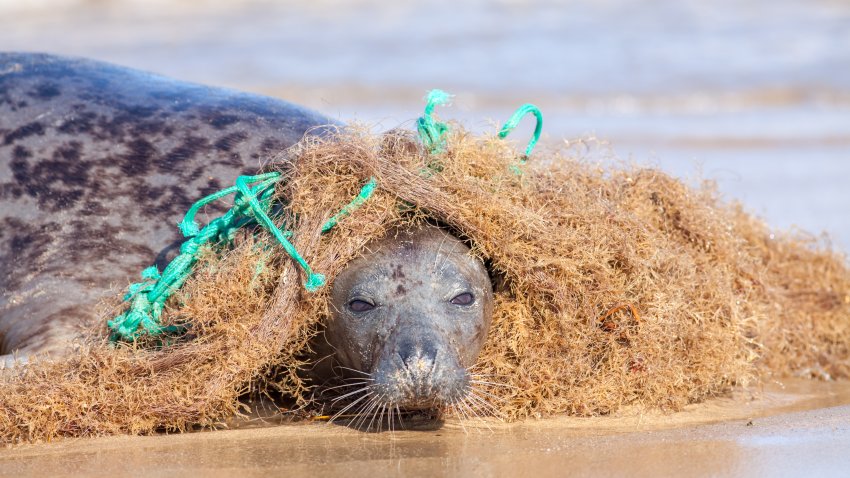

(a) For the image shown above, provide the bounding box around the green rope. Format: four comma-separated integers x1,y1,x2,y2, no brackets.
108,172,377,341
415,91,543,174
497,103,543,174
321,177,378,233
108,173,280,340
108,92,541,342
417,89,453,155
234,175,326,292
250,242,274,287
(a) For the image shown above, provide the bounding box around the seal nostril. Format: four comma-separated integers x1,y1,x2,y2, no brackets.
397,338,416,367
421,341,437,363
398,338,438,371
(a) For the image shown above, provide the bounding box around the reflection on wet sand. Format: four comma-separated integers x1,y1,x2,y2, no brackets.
2,379,849,477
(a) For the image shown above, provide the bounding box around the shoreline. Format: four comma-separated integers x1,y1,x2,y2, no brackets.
3,378,849,476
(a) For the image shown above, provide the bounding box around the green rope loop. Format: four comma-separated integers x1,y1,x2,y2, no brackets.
109,174,282,340
416,89,453,154
497,103,543,174
109,171,379,341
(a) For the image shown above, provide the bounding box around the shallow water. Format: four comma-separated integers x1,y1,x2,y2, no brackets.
2,379,850,477
2,0,849,251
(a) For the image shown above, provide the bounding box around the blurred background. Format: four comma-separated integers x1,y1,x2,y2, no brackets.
2,0,848,251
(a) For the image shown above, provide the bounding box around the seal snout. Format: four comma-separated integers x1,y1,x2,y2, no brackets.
397,335,437,374
374,333,469,409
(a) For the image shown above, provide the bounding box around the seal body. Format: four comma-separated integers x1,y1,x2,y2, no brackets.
0,53,333,362
319,225,494,413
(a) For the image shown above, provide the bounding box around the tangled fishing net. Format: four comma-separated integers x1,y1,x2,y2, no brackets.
1,95,848,444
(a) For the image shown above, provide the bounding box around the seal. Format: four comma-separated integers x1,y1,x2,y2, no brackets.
0,53,333,366
314,224,494,422
0,55,496,414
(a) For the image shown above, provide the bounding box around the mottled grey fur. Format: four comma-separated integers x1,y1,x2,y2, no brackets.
0,53,333,363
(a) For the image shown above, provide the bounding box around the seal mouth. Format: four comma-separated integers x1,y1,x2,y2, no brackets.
324,364,498,431
365,337,472,409
372,365,471,411
321,335,491,428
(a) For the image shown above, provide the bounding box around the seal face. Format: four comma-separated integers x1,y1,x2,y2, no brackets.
324,225,493,412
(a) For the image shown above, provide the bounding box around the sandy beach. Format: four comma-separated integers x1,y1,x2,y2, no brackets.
1,379,848,477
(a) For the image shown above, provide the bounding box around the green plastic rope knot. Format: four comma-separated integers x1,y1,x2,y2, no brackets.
108,172,378,341
417,89,453,154
414,90,543,175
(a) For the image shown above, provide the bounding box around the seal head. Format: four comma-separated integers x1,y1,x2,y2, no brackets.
325,225,493,411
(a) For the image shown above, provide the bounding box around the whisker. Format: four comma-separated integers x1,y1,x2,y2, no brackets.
450,398,471,433
334,366,373,377
369,403,387,433
329,392,373,423
320,380,373,393
468,397,501,419
432,233,449,273
395,404,404,431
368,402,384,432
330,385,373,403
459,396,480,421
460,395,492,432
466,387,505,410
466,385,509,403
381,404,390,433
346,397,375,430
465,393,501,424
354,396,381,431
363,398,384,431
461,397,493,432
469,379,517,389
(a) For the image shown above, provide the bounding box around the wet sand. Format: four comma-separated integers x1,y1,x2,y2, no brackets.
2,379,849,477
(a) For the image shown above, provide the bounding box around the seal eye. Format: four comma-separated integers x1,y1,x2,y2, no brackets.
348,299,375,313
450,292,475,306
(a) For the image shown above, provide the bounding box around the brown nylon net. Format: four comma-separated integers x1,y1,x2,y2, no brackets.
1,127,847,444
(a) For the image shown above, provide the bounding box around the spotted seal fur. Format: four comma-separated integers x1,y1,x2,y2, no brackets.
0,53,333,365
